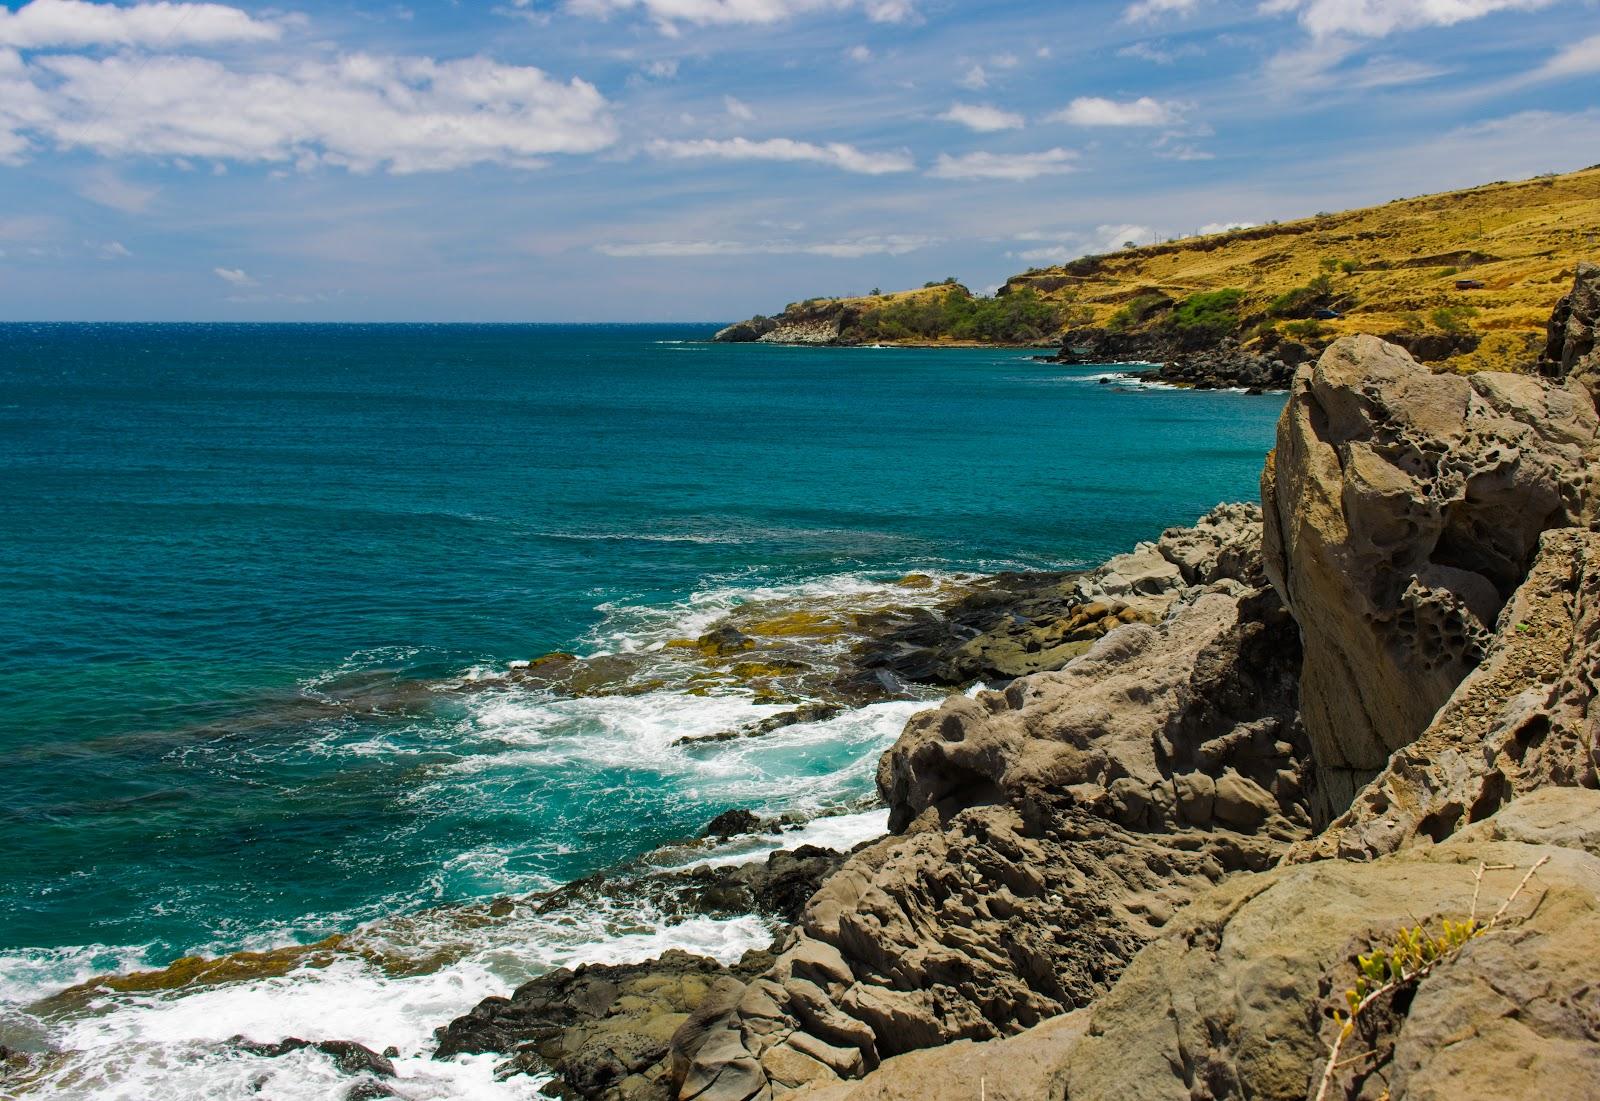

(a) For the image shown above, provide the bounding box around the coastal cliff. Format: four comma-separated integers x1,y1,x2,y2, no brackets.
501,264,1600,1101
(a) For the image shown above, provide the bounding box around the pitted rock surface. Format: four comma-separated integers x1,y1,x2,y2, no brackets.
1261,334,1598,822
1292,526,1600,863
673,552,1311,1100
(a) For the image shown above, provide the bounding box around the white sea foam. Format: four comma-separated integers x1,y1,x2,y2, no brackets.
5,902,775,1100
663,808,889,872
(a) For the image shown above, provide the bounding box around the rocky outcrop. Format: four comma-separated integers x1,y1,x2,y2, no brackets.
856,503,1266,684
714,303,850,345
715,317,779,343
672,519,1311,1099
1056,327,1315,393
1541,260,1600,398
1261,334,1598,822
436,949,764,1098
1293,526,1600,863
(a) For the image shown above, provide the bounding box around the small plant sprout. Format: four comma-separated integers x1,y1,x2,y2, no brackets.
1313,857,1550,1101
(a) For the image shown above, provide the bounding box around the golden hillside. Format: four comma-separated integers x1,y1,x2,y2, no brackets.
1001,164,1600,370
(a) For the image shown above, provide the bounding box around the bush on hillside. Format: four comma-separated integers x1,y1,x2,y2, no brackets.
1162,288,1245,344
1107,293,1172,331
853,288,1064,343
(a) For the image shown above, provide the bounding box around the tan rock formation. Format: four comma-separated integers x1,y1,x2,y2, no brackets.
673,541,1311,1100
1292,526,1600,863
1261,334,1597,822
1059,787,1600,1101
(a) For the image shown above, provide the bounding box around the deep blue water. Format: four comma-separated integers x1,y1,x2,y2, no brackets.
0,323,1284,976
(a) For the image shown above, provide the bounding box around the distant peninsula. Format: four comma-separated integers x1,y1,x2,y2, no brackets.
714,164,1600,391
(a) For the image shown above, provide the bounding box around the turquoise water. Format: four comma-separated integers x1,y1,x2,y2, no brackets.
0,324,1283,1017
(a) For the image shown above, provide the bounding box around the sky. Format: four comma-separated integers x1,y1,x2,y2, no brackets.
0,0,1597,320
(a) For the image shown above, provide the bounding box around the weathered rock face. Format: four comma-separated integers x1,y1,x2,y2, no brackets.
673,536,1312,1099
714,317,779,343
1261,334,1598,822
1294,526,1600,863
1058,787,1600,1101
1541,261,1599,392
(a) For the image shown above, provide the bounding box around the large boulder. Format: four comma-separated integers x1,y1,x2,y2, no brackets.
673,559,1311,1099
1294,526,1600,863
1261,334,1597,822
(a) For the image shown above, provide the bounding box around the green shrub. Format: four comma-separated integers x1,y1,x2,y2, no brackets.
1431,305,1478,332
853,287,1063,344
1284,319,1327,342
1269,274,1340,319
1107,292,1171,331
1162,288,1244,343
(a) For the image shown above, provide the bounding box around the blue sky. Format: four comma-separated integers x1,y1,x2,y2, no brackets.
0,0,1596,320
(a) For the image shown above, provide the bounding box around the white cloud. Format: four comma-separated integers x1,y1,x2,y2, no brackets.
1124,0,1200,23
937,102,1024,132
96,239,131,258
1117,39,1205,64
1261,0,1556,38
1051,95,1183,126
214,265,256,286
641,58,679,78
723,95,755,120
597,233,934,257
648,136,914,174
1197,220,1255,234
845,44,872,61
957,64,987,90
2,52,617,172
0,0,282,49
566,0,917,30
77,167,158,211
1538,33,1600,79
929,147,1077,181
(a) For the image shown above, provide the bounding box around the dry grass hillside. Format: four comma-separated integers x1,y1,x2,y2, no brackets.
1000,164,1600,370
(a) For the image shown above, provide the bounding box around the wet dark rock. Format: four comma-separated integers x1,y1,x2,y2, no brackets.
232,1037,396,1078
700,809,768,838
676,704,846,749
433,949,768,1101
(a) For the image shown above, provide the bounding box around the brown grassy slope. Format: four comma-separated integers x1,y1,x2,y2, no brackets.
999,165,1600,370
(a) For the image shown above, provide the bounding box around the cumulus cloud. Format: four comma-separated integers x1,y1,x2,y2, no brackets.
929,148,1077,181
723,95,755,120
96,239,131,258
957,64,987,90
0,0,281,49
597,234,934,257
1050,95,1183,126
566,0,917,30
214,265,256,286
937,102,1024,132
648,136,914,174
0,52,617,172
1260,0,1555,38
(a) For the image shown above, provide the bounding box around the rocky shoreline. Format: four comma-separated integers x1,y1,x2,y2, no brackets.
11,266,1600,1101
514,264,1600,1101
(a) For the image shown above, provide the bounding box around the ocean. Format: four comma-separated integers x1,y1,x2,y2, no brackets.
0,323,1285,1097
